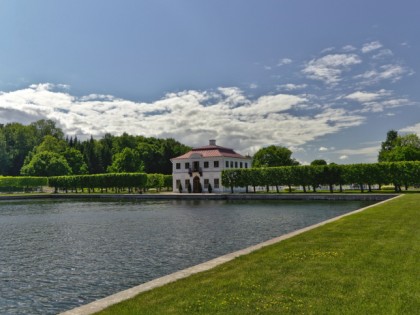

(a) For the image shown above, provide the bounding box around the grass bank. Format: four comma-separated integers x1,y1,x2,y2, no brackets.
93,195,418,314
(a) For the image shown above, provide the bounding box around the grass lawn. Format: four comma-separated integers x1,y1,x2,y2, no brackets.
96,194,419,315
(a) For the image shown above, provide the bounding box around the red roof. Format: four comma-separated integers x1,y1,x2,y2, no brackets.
172,143,249,160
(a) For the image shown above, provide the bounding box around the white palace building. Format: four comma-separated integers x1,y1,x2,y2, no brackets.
171,140,252,193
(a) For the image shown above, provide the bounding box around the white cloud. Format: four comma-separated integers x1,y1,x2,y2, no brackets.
339,155,348,160
249,83,258,89
276,83,307,91
400,123,420,135
344,90,389,103
319,146,328,151
0,83,366,154
342,45,356,52
355,64,410,84
277,58,292,66
335,145,380,158
344,89,412,112
361,41,382,53
303,54,362,85
372,49,393,60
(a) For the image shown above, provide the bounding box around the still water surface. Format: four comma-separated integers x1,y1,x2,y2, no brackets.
0,198,373,314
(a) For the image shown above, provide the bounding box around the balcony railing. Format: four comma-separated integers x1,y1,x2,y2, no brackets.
188,167,203,177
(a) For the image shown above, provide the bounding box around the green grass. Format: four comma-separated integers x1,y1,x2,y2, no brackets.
96,195,420,314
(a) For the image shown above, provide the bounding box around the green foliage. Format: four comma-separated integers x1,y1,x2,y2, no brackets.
107,147,144,173
163,175,173,191
379,130,420,162
20,151,72,176
222,161,420,193
146,173,165,191
310,159,327,166
48,173,149,193
252,145,298,167
0,176,48,189
1,120,191,176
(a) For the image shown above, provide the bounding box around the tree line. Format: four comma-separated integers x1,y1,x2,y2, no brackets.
222,161,420,193
0,173,172,193
0,119,190,176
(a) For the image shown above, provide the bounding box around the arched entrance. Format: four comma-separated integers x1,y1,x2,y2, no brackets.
193,176,202,193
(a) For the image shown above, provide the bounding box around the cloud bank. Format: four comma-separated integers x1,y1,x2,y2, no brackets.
0,83,365,154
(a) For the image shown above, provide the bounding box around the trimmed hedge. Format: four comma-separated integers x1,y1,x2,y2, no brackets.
48,173,148,193
222,161,420,193
0,176,48,192
48,173,173,193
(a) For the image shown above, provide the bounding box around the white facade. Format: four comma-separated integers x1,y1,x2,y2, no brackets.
171,140,252,193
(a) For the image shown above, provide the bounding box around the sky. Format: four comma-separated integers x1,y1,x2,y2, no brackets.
0,0,419,164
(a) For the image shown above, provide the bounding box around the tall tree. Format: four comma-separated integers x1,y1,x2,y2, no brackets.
252,145,299,167
379,131,420,162
30,119,64,140
0,129,10,175
20,151,72,176
107,147,144,173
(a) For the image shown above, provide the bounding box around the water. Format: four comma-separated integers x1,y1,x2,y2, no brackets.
0,198,372,314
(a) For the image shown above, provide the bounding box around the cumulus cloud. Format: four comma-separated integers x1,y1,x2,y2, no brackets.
361,41,382,53
302,54,362,85
319,146,328,151
0,83,366,154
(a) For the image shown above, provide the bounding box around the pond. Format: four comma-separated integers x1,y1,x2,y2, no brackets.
0,198,373,314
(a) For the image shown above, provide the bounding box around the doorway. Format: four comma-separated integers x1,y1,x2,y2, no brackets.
193,176,202,193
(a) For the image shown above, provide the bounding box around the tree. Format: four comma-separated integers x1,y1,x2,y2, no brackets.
64,148,88,175
379,131,420,162
2,122,39,175
310,159,327,166
0,129,10,175
252,145,299,167
107,148,144,173
30,119,64,140
34,135,67,154
20,151,72,176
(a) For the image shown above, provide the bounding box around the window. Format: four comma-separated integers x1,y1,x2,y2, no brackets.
185,179,190,188
204,179,209,189
185,162,190,169
240,162,243,168
214,161,219,168
176,180,181,189
226,161,229,168
235,161,238,168
204,161,209,168
230,161,234,168
176,163,181,169
245,162,248,169
214,178,219,189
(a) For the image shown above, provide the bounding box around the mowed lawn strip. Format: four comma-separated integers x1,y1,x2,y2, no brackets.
96,195,420,315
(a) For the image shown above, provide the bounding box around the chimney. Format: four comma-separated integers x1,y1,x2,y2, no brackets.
209,139,216,146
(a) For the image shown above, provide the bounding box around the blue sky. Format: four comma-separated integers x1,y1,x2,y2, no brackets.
1,0,419,164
